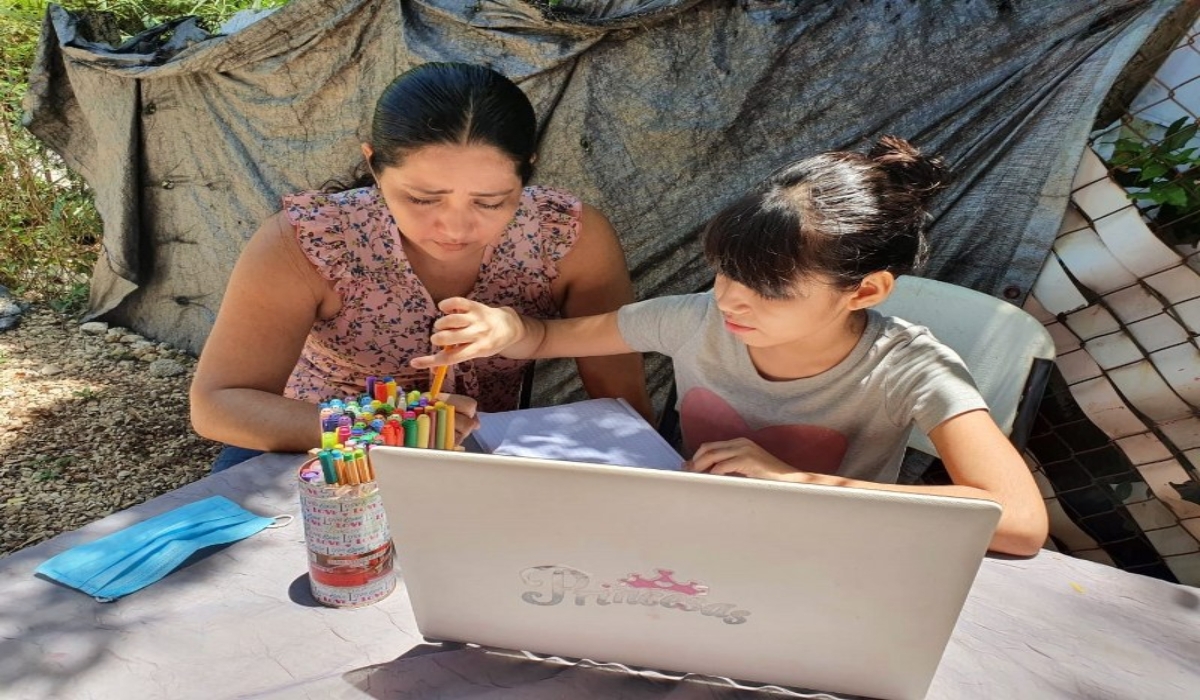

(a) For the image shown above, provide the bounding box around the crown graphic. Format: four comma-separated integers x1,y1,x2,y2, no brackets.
620,569,708,596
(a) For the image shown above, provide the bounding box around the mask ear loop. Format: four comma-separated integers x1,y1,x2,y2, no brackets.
269,514,294,529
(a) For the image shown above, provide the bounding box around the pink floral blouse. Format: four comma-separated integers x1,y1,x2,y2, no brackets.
281,185,580,412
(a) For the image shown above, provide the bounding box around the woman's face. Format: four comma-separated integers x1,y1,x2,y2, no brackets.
370,143,524,263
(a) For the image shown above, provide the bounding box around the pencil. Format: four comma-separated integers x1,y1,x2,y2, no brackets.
429,364,448,400
429,343,460,399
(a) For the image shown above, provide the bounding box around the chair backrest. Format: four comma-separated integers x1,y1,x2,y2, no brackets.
874,276,1055,457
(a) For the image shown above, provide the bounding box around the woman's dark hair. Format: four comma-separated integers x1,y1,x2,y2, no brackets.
703,136,951,299
334,62,538,191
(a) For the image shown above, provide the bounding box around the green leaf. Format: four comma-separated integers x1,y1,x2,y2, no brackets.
1163,118,1198,152
1140,162,1169,181
1164,184,1189,208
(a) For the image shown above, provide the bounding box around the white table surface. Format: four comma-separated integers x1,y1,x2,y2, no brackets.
1,452,1197,699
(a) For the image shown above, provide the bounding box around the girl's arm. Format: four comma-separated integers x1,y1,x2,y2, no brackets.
411,302,635,367
922,410,1049,556
189,212,333,452
552,204,654,421
687,410,1049,556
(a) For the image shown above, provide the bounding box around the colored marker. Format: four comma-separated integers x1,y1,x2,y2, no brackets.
435,402,448,450
317,450,336,484
416,414,431,450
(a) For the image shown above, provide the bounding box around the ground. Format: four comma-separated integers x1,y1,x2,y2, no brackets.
0,306,221,557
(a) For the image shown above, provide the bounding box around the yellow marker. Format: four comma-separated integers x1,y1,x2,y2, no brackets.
416,414,431,450
355,448,370,483
445,403,456,450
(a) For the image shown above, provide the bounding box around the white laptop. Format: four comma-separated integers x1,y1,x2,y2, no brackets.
369,445,1000,700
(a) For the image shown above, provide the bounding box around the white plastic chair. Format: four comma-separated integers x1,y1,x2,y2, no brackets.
874,275,1056,457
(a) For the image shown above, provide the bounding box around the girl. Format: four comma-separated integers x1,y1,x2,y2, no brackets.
191,63,651,470
412,136,1048,556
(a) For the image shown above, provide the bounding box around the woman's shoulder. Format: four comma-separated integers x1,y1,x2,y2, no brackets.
502,186,586,265
523,184,581,207
283,186,382,226
521,185,583,224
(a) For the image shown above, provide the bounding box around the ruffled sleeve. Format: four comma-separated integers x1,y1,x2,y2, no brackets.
526,186,582,276
282,189,370,283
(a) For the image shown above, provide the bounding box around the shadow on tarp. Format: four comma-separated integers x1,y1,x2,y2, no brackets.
342,643,862,699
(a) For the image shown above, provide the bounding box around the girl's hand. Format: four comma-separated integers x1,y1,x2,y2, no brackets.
411,297,529,369
684,438,801,481
437,392,480,445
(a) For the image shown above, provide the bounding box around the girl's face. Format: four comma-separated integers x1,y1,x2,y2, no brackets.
713,273,862,348
369,143,524,263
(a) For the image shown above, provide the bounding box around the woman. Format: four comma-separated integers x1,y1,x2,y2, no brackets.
191,62,651,470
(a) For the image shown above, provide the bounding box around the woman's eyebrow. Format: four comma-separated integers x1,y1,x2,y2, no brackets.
404,185,515,197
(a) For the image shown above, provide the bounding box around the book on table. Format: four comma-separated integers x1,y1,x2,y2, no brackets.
467,398,683,470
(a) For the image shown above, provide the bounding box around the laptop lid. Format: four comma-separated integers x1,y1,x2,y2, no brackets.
370,446,1000,700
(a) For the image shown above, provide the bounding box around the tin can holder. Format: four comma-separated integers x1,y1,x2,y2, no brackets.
296,459,396,608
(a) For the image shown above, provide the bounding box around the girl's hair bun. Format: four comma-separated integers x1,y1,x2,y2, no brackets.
869,135,950,204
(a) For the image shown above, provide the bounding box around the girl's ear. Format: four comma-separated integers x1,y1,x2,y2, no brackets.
361,143,375,162
848,271,895,310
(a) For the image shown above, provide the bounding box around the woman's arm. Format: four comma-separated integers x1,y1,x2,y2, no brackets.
189,212,334,452
552,204,653,421
686,410,1049,556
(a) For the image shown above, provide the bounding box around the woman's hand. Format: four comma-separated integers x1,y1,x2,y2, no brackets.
684,438,802,481
437,392,480,445
410,297,538,369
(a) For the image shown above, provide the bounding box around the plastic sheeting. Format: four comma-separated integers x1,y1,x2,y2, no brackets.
23,0,1186,408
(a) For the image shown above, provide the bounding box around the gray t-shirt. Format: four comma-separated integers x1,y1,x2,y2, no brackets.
617,293,987,483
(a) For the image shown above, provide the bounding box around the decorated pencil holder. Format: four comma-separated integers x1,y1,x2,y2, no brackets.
298,376,465,607
296,459,396,608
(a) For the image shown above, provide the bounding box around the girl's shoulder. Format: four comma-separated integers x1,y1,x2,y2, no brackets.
872,310,970,370
875,311,936,344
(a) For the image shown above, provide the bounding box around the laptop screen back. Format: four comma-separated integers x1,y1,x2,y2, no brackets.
369,446,1000,700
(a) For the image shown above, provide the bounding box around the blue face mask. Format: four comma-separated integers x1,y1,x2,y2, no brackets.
35,495,287,602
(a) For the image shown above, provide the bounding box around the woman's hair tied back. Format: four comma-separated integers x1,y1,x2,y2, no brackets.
369,62,538,183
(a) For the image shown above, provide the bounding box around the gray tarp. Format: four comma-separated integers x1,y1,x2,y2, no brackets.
23,0,1187,409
